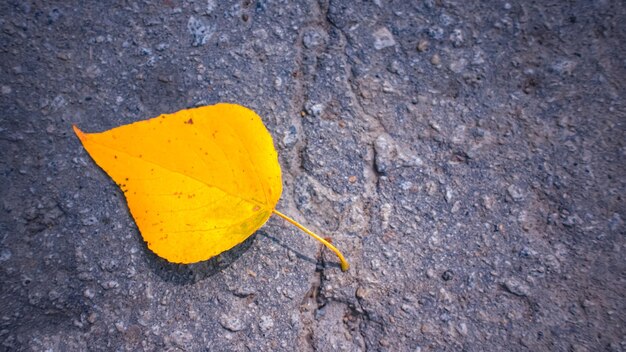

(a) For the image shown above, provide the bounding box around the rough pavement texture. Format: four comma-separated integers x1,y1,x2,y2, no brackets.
1,0,624,351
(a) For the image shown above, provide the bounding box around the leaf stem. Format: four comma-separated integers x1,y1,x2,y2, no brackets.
272,209,349,271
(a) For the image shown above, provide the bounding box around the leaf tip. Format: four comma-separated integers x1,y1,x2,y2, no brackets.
72,124,88,142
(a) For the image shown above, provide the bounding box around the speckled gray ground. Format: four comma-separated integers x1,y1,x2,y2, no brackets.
1,0,625,351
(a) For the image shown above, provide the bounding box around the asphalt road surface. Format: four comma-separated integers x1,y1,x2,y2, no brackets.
1,1,624,351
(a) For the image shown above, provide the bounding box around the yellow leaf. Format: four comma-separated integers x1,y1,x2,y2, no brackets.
73,103,348,270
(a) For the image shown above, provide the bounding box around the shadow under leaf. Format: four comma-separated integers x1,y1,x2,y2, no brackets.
143,233,257,285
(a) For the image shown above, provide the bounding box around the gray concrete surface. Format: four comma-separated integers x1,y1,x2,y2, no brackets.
1,0,625,351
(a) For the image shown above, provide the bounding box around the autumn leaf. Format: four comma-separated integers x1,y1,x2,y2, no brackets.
73,103,348,271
